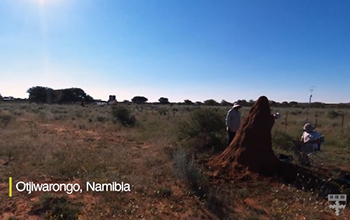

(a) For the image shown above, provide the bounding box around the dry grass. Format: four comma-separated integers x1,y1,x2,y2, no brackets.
0,102,349,219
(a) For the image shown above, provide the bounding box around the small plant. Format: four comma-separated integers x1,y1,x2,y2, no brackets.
79,124,86,130
156,187,173,198
172,148,208,198
13,111,23,116
327,110,345,131
54,114,66,121
0,114,12,128
172,108,179,116
30,194,81,220
96,116,106,122
328,110,340,119
237,187,249,198
205,189,225,219
111,105,137,126
75,111,83,118
290,110,302,115
272,130,294,151
177,108,226,153
158,108,168,116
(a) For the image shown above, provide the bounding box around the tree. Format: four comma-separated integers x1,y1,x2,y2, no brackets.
237,99,249,107
0,93,2,101
289,101,298,107
27,86,94,104
221,100,232,106
158,97,170,104
281,101,290,107
27,86,52,103
184,99,193,105
269,100,277,107
311,102,325,108
203,99,219,106
84,94,94,103
131,96,148,104
58,88,86,103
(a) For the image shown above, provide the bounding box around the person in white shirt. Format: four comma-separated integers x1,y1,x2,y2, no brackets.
225,103,241,145
300,123,322,165
301,123,322,150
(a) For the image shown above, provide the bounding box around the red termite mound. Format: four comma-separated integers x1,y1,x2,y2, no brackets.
208,96,281,178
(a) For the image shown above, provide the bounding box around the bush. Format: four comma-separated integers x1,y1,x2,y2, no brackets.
111,105,137,126
290,110,302,115
96,116,106,122
156,187,173,198
172,148,208,198
178,108,226,153
272,130,294,151
158,108,168,116
328,110,341,119
0,114,12,128
30,194,81,219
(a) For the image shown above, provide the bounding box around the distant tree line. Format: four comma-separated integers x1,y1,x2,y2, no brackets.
27,86,94,104
125,96,350,108
6,88,350,108
176,99,350,109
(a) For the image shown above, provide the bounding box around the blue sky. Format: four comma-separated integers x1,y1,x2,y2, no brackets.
0,0,349,103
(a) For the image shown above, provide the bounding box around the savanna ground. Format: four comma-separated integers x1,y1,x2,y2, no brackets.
0,101,349,220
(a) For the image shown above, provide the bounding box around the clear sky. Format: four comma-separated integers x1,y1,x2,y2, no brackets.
0,0,349,103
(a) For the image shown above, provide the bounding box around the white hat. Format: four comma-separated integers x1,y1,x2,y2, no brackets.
232,103,241,109
274,112,281,119
303,123,314,132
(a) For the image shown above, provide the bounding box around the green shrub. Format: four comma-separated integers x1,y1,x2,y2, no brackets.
75,111,83,118
272,130,295,152
156,187,173,198
30,194,81,220
111,105,137,126
0,114,12,128
178,108,225,152
290,110,302,115
96,116,106,122
328,110,340,119
158,108,168,116
172,148,208,198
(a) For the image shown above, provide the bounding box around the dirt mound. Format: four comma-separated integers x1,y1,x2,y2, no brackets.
207,96,350,202
208,96,280,177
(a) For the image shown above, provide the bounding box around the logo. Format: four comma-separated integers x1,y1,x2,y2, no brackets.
328,194,347,216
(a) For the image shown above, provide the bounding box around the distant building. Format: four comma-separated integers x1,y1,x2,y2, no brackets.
107,95,117,105
3,96,15,101
93,99,107,106
96,101,107,106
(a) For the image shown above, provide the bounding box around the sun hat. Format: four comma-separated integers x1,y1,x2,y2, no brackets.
232,103,241,109
303,123,314,132
274,112,281,119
